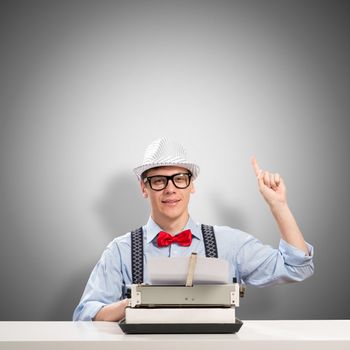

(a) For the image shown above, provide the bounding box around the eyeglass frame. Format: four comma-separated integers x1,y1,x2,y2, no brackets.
143,172,193,191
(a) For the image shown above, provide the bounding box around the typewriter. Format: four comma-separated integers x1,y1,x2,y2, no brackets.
119,253,244,334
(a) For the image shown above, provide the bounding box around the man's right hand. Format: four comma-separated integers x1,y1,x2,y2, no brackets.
93,299,129,322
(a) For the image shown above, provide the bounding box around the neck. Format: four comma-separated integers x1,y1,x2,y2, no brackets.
152,213,190,235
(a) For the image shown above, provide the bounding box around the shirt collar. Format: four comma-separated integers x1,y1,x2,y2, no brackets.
145,216,202,244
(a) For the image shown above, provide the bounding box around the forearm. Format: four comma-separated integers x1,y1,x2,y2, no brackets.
93,299,129,322
270,202,309,255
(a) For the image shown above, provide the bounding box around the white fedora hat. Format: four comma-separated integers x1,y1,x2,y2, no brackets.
133,137,200,181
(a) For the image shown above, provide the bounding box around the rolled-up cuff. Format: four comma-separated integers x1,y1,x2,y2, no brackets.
279,239,314,266
73,301,106,321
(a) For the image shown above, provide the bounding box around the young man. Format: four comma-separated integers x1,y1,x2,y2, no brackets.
73,137,314,321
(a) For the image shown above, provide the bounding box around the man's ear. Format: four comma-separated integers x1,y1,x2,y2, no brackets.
140,180,148,198
190,182,196,194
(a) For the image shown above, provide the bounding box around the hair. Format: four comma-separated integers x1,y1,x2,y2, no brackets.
140,167,163,181
140,171,148,181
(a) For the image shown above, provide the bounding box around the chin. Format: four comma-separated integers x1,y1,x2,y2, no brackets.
161,209,184,220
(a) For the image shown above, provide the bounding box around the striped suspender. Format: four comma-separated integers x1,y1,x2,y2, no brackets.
201,224,218,258
130,227,144,284
130,225,218,284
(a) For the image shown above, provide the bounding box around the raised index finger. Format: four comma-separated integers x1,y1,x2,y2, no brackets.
251,155,261,177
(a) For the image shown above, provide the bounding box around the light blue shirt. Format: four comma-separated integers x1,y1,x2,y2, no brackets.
73,216,314,321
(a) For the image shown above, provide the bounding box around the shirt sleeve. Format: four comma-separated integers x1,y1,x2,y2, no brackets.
72,240,125,321
236,235,314,287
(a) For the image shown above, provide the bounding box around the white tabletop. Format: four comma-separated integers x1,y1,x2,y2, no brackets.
0,320,349,350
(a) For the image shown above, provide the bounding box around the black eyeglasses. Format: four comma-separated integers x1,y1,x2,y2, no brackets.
144,173,192,191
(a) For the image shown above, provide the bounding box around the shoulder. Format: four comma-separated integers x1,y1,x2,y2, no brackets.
201,224,256,259
211,224,253,244
106,226,146,251
100,228,142,263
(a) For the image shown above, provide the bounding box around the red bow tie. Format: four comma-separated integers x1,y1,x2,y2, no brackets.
157,229,192,247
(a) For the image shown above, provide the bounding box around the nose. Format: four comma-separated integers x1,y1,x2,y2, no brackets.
164,178,177,193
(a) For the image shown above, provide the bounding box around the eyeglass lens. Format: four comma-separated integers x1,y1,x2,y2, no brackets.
148,173,191,190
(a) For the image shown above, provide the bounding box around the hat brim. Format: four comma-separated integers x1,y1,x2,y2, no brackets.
133,162,200,181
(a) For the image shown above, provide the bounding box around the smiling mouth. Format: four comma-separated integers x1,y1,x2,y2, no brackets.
162,199,180,204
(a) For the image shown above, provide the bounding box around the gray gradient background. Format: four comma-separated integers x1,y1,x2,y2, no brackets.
1,0,349,321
